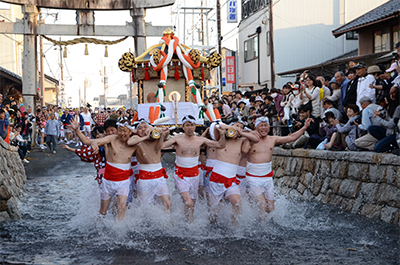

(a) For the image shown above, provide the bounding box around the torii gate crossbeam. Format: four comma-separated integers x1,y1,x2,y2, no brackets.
0,0,175,108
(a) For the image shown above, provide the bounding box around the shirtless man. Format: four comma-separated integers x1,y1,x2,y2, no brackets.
132,119,171,211
232,121,251,196
162,115,226,222
90,118,151,220
242,116,312,216
207,121,260,224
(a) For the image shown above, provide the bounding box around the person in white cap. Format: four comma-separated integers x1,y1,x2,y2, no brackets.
90,118,151,220
162,115,226,223
242,116,312,218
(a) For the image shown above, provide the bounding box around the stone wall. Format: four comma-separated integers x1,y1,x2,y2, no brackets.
272,148,400,225
0,137,27,221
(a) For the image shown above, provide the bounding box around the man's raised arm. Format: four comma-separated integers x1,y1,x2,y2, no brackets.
127,134,150,146
91,135,116,154
68,118,93,146
155,127,170,151
203,127,226,149
162,135,177,149
241,138,251,154
238,129,260,143
275,118,313,145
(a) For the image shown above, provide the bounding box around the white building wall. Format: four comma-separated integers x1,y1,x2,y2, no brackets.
0,3,23,75
238,8,271,90
273,0,390,88
237,0,390,89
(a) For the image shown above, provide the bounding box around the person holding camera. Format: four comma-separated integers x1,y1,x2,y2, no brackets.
354,97,381,150
366,87,400,153
299,74,321,119
327,104,361,151
282,104,319,149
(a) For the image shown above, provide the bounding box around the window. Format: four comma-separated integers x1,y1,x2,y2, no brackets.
266,31,270,56
394,25,400,48
244,36,258,62
374,30,390,53
346,31,358,40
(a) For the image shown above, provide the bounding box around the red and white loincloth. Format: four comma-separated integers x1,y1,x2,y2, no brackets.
81,113,92,132
127,156,140,204
246,162,274,200
174,155,200,200
208,160,241,207
203,158,217,191
136,163,170,204
236,165,249,195
100,162,133,200
198,162,206,187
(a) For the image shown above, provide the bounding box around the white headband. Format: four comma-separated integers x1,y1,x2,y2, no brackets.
209,122,220,140
117,121,133,130
255,117,269,127
182,115,196,125
133,118,151,128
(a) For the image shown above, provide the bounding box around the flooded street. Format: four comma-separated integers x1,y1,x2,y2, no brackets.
0,151,399,265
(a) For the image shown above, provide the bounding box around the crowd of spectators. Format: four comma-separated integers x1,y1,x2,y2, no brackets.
0,96,138,164
1,42,399,163
209,41,400,154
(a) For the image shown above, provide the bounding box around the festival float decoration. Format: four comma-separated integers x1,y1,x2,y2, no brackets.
118,28,222,126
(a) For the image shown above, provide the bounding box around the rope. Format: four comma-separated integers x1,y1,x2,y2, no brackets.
42,36,128,46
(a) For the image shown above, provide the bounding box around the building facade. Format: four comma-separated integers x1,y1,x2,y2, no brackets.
238,0,391,90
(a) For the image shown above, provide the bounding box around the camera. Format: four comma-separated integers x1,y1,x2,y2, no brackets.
351,116,362,125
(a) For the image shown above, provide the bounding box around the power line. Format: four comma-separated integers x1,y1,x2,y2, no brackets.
44,55,57,79
63,58,72,80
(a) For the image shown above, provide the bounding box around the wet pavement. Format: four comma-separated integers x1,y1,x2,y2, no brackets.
0,145,399,265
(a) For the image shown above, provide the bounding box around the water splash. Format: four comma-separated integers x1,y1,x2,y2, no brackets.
1,165,398,264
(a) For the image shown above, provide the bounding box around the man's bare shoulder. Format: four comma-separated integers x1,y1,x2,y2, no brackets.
254,135,276,145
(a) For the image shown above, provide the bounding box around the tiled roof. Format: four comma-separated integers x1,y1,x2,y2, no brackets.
332,0,400,37
0,65,21,81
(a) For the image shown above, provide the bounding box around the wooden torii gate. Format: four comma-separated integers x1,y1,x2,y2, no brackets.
0,0,175,108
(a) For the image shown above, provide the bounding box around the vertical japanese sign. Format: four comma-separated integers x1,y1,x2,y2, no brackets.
227,0,237,23
226,56,235,84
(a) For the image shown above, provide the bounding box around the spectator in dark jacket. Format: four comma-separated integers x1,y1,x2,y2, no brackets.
0,109,6,139
282,104,319,149
342,67,358,113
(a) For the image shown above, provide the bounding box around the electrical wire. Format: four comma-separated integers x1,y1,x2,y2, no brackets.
63,58,73,80
44,56,57,80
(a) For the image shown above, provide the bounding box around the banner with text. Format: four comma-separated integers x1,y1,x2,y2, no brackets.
227,0,238,23
226,56,235,84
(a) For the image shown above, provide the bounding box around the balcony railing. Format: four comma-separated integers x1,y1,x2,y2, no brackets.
241,0,270,20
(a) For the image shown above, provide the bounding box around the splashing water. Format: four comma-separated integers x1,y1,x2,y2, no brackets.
0,156,398,265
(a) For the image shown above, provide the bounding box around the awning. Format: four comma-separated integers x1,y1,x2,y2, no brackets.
277,51,389,77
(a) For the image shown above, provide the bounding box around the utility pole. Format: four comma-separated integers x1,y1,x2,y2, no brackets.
83,77,88,106
129,48,133,108
39,10,44,107
201,1,204,46
103,66,108,108
269,0,275,88
78,86,81,107
216,0,222,96
58,38,63,106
